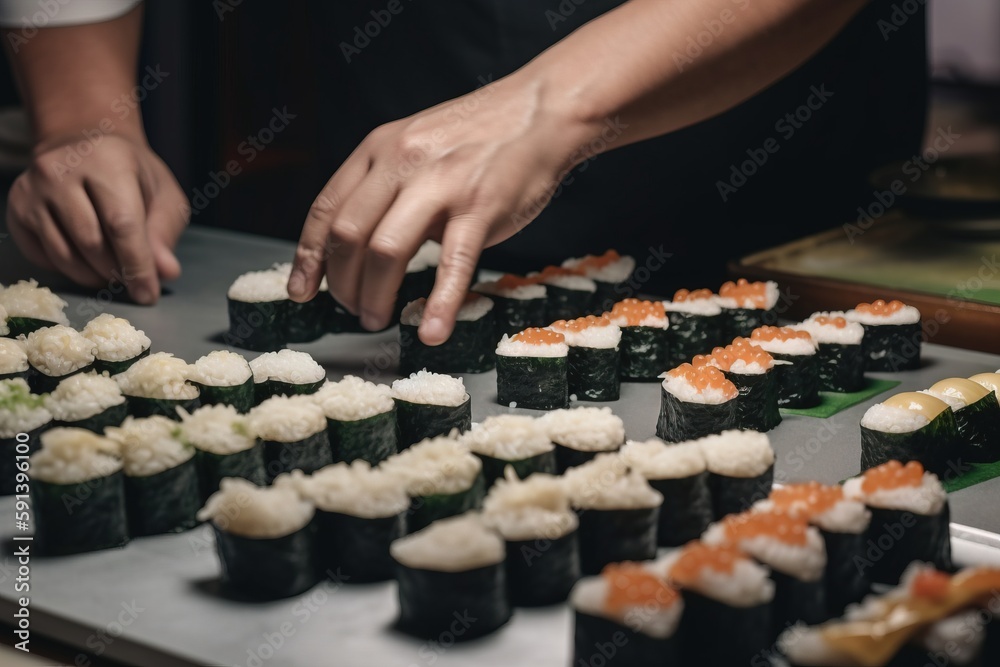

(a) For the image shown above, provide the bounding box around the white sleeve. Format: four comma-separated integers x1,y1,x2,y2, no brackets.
0,0,141,28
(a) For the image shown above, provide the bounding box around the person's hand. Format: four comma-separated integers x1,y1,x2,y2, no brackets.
6,133,189,304
288,75,598,345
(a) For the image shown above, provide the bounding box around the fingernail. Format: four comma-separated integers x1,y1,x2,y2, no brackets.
132,286,155,305
420,317,447,345
288,271,305,298
361,311,383,331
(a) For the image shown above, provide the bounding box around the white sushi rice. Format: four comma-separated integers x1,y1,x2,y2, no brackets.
45,372,125,422
562,253,636,283
390,512,504,572
249,394,326,442
0,304,8,337
919,388,966,411
551,321,621,349
843,470,947,516
661,297,721,316
313,375,394,422
198,476,314,538
0,338,28,375
920,610,986,666
716,281,779,310
290,462,410,519
0,279,69,325
563,454,663,510
656,549,775,607
778,623,858,667
190,350,253,386
400,295,494,326
391,370,468,407
794,312,864,345
846,304,920,326
570,575,683,639
250,349,325,385
608,311,668,330
754,496,871,535
24,325,96,377
381,434,481,496
619,439,707,480
860,403,929,433
462,414,554,461
81,314,150,362
106,415,194,477
660,373,734,405
529,273,596,292
472,280,546,300
0,378,52,437
700,430,775,478
970,373,1000,402
113,352,199,400
31,427,122,484
540,407,625,452
495,333,568,358
179,404,256,455
751,334,817,357
406,240,442,273
482,470,578,541
703,520,826,581
227,267,289,302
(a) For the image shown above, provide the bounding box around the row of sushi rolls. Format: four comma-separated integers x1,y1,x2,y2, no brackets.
2,244,1000,666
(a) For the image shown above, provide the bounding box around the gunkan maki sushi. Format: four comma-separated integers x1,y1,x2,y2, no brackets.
81,314,151,375
225,266,294,351
846,299,922,372
314,375,396,464
180,403,264,497
113,352,200,419
250,349,325,404
390,513,511,640
620,438,713,547
189,350,255,414
249,394,331,483
550,315,622,401
663,288,724,365
527,265,596,322
398,295,495,374
699,429,775,519
391,370,472,448
462,414,556,487
695,337,781,431
716,278,780,339
540,406,625,473
472,274,547,340
1,377,51,496
922,378,1000,463
657,364,738,442
0,279,69,336
860,392,960,478
750,326,820,408
0,338,29,382
483,469,580,606
45,372,127,433
607,298,670,382
496,328,569,410
23,325,96,393
198,477,319,599
561,250,636,314
793,312,866,393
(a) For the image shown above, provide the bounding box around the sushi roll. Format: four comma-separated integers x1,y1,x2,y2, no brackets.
291,462,409,583
45,372,127,433
249,394,332,483
396,240,441,311
225,265,294,351
696,337,782,431
313,376,396,464
1,378,51,496
250,349,325,404
750,326,820,408
528,265,596,321
483,469,580,606
0,279,69,336
923,378,1000,463
793,313,867,393
700,429,775,519
563,455,663,575
23,325,96,393
550,315,622,401
462,414,556,487
756,482,872,616
390,513,511,640
0,338,29,382
496,328,569,410
189,350,255,414
859,392,960,478
270,261,369,338
198,477,319,599
660,542,775,665
846,299,922,372
113,352,200,419
540,406,626,472
561,250,636,314
620,438,713,547
30,428,128,555
81,314,151,375
716,278,780,339
107,415,200,536
657,364,738,442
391,370,472,448
606,299,670,382
703,511,828,636
179,404,264,498
843,460,952,585
398,295,495,374
662,288,724,365
381,434,485,533
570,564,683,666
969,371,1000,401
472,274,547,340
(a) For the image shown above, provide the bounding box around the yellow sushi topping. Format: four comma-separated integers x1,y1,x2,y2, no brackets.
928,378,989,405
883,392,949,420
967,372,1000,398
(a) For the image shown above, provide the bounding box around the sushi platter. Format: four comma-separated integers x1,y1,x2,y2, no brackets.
4,226,1000,666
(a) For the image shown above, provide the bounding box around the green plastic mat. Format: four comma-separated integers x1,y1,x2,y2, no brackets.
780,379,901,419
941,460,1000,494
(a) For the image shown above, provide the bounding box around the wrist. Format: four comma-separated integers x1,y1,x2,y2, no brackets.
31,109,147,155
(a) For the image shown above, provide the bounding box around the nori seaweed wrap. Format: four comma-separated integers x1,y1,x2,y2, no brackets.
846,301,922,371
197,445,265,497
860,393,960,479
475,450,556,488
505,530,580,607
226,298,286,352
572,610,679,667
114,352,201,420
542,406,626,474
722,307,777,340
126,395,201,420
406,472,485,534
576,507,660,576
81,314,152,377
472,276,547,340
6,317,61,337
821,529,871,616
1,379,50,496
93,347,150,377
249,349,326,405
770,570,827,639
496,328,569,410
249,394,332,483
666,311,722,365
45,371,129,434
679,591,772,665
394,397,472,449
464,414,558,488
651,473,713,546
725,369,782,432
124,458,201,536
818,343,867,392
0,280,69,339
261,430,332,484
213,522,320,599
55,402,127,434
769,352,820,408
925,379,1000,464
560,250,635,316
398,295,495,374
617,326,670,382
701,430,775,520
657,365,739,443
316,510,406,583
708,465,775,519
551,317,622,402
717,279,780,339
328,410,397,465
29,364,93,395
193,378,255,414
190,350,257,414
182,403,266,498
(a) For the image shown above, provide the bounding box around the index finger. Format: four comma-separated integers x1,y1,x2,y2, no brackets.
418,215,488,345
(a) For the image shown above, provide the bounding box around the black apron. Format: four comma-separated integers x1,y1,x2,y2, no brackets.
307,0,927,292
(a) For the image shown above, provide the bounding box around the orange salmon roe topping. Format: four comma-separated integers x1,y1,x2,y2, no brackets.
666,363,738,399
911,569,951,601
511,327,565,345
574,249,622,271
751,326,812,344
668,542,745,586
673,288,715,302
813,315,848,328
602,563,679,613
495,274,537,289
609,298,667,326
856,299,907,316
722,511,810,546
533,265,579,280
719,278,771,309
701,338,774,372
860,460,924,495
551,315,613,332
768,482,844,517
